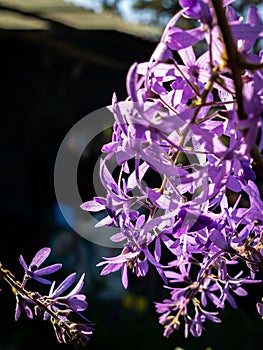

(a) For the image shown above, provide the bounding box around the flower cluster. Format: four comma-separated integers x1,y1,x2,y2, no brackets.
81,0,263,339
0,247,94,347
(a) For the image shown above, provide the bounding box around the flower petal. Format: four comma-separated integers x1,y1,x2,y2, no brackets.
19,255,29,272
31,247,51,268
35,263,62,276
52,273,76,297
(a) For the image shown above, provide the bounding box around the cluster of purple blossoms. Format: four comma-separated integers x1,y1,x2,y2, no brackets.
81,0,263,339
0,247,94,346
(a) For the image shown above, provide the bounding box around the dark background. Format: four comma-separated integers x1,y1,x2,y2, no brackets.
0,3,263,350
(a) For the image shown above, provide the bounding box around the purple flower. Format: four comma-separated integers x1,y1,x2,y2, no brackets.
165,262,192,283
42,272,94,345
97,246,152,289
186,306,221,338
19,247,62,285
52,319,94,346
44,272,89,320
228,5,263,54
179,0,213,25
216,271,261,309
81,159,147,229
15,294,34,321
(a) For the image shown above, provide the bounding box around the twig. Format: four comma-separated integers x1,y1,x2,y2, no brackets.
211,0,263,182
211,0,245,121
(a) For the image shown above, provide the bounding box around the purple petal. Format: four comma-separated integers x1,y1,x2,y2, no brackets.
179,0,201,18
100,263,122,275
111,94,128,136
178,46,195,66
95,215,113,227
226,6,240,22
233,287,248,297
100,159,119,193
127,162,149,191
142,148,188,178
144,249,164,269
155,237,162,262
15,300,21,321
33,276,52,285
19,255,29,272
223,0,235,5
226,176,242,192
150,42,173,61
137,259,148,277
110,232,126,242
35,263,62,276
126,62,139,102
226,292,238,308
190,124,227,155
80,200,105,212
147,187,177,210
204,311,221,323
23,302,34,319
121,263,128,288
166,27,200,50
68,296,88,311
247,5,261,26
49,281,56,295
52,273,76,297
210,231,230,250
231,24,261,51
256,302,263,316
66,273,85,297
102,141,119,153
97,252,138,265
31,247,51,268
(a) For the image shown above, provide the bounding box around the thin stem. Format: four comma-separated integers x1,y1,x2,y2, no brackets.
0,266,59,321
168,253,222,329
211,0,245,121
0,265,76,340
211,0,263,183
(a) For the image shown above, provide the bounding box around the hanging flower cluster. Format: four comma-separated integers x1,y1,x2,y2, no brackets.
0,247,94,346
81,0,263,338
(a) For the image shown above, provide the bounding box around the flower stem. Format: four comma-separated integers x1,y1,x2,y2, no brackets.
0,263,74,339
211,0,245,121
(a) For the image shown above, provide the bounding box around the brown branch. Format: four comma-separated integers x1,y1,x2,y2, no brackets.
211,0,245,121
211,0,263,183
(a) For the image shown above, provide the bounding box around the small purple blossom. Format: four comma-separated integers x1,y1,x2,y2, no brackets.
44,272,89,319
15,294,34,321
179,0,213,25
19,247,62,285
97,243,166,288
